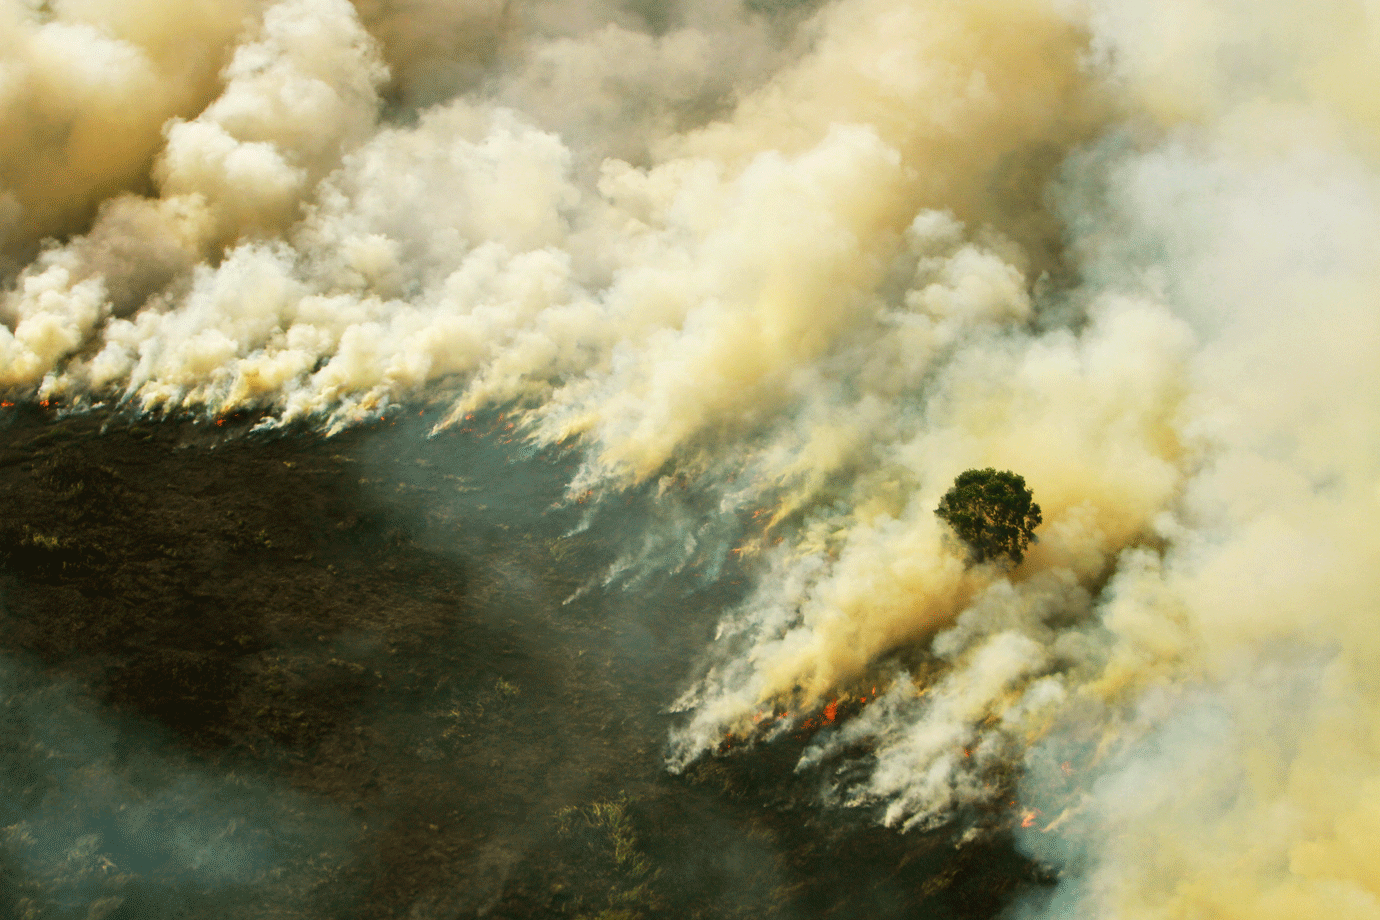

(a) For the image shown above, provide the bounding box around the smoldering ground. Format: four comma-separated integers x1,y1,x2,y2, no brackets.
0,405,1043,919
3,0,1380,918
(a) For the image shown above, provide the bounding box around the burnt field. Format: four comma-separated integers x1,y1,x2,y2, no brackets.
0,403,1047,920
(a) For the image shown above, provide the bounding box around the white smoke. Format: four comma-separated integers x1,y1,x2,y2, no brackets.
2,0,1379,915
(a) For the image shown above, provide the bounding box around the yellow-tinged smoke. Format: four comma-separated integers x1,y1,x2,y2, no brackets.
1,0,1379,917
0,0,265,249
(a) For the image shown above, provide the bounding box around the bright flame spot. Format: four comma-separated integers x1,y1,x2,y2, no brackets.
1020,809,1041,829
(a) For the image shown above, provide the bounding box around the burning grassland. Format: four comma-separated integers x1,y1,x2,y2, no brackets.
2,0,1380,916
0,403,1046,919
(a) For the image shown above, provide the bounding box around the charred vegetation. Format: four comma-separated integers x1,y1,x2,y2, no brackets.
0,403,1050,919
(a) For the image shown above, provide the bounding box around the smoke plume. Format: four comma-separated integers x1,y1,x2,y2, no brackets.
2,0,1378,915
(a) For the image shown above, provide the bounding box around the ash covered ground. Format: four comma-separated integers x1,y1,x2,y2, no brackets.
0,403,1046,920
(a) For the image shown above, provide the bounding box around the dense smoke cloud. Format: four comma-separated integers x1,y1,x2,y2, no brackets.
0,0,264,253
1,0,1378,916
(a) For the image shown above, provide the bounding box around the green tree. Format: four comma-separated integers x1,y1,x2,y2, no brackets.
935,468,1042,565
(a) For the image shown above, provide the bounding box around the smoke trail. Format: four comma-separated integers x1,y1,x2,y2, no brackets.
2,0,1379,915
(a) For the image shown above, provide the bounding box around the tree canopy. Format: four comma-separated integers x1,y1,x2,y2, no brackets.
935,468,1042,566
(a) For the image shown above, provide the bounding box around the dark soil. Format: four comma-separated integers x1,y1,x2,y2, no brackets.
0,402,1051,919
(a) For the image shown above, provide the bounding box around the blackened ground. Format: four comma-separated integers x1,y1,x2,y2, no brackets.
0,402,1052,919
